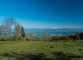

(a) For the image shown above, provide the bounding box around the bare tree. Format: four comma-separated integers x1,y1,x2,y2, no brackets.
0,25,4,40
15,23,21,40
3,18,16,40
0,25,3,35
0,24,8,37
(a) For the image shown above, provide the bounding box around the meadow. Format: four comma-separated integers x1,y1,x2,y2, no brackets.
0,41,83,60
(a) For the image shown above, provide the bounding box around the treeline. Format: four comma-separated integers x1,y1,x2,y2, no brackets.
0,18,25,41
26,32,83,41
50,32,83,41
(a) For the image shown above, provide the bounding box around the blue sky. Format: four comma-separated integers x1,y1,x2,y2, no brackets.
0,0,83,28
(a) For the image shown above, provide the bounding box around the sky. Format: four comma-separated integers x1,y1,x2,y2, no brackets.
0,0,83,28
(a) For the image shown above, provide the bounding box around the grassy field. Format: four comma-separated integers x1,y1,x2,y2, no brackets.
0,41,83,60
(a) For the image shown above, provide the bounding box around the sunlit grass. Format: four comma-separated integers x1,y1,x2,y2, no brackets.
0,41,83,60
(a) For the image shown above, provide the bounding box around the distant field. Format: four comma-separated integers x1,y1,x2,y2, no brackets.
0,41,83,60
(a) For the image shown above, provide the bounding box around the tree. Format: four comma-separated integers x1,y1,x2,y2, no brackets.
0,25,4,40
79,32,83,40
0,24,4,35
27,32,34,41
15,23,21,40
75,31,80,40
42,32,48,41
2,18,16,40
21,26,25,37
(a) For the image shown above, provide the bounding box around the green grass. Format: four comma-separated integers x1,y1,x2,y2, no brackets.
0,41,83,60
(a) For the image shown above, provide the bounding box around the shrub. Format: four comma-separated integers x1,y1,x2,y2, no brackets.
50,35,73,42
26,37,32,41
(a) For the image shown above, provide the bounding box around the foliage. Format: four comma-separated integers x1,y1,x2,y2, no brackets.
0,18,83,41
42,32,49,41
50,35,73,41
21,26,25,37
79,32,83,40
50,32,83,41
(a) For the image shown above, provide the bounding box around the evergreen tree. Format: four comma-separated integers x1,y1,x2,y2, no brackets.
21,26,25,37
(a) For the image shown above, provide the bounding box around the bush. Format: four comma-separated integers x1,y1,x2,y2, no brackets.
60,36,73,40
50,35,60,41
11,36,16,41
26,37,32,41
50,35,73,42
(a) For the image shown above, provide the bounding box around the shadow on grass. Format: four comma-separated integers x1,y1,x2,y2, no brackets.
1,52,82,60
1,52,51,60
53,52,82,60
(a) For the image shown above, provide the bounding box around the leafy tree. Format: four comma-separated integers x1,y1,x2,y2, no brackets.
75,31,80,40
21,26,25,37
79,32,83,40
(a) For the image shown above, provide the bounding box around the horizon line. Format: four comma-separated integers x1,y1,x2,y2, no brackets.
24,27,83,29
